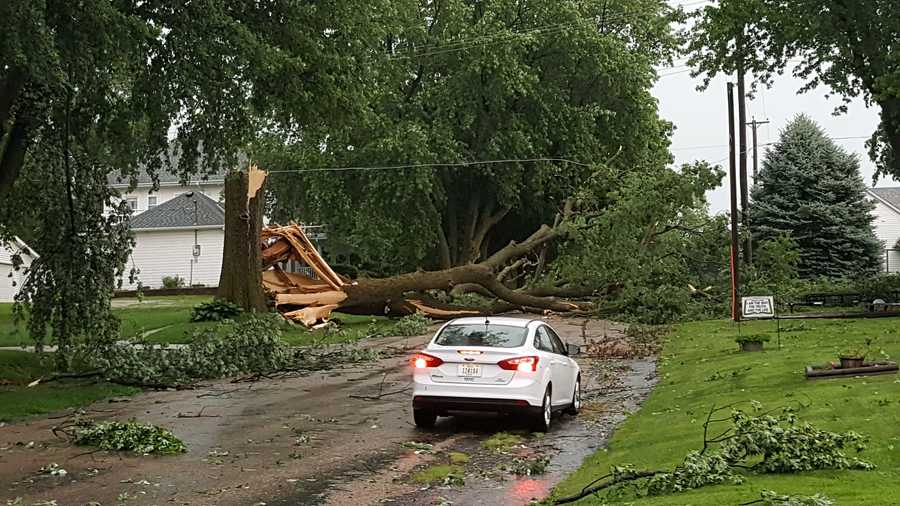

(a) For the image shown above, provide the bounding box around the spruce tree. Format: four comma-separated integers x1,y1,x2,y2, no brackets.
750,114,882,278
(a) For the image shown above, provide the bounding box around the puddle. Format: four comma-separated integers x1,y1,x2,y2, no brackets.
388,358,657,506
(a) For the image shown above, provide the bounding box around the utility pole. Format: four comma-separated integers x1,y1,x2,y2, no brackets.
747,116,770,182
727,82,741,322
737,57,751,266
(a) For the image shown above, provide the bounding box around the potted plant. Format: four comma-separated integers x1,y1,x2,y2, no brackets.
735,334,769,352
838,338,872,369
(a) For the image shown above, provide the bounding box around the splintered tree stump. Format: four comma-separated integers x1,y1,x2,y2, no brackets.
218,170,268,312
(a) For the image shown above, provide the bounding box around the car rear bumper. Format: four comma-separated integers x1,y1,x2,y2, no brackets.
413,395,542,415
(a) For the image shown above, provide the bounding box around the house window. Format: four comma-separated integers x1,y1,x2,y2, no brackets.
126,198,138,211
148,196,158,209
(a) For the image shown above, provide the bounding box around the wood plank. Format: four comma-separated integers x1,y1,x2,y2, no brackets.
283,304,339,326
275,291,347,307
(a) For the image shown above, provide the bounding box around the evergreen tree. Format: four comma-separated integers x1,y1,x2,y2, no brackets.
750,114,882,278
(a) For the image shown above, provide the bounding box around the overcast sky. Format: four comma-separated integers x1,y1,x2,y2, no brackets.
656,1,892,214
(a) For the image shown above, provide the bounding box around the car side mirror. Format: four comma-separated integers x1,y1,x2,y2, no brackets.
566,343,581,356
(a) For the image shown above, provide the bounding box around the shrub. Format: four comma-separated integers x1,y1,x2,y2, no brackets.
191,298,242,322
392,312,431,336
161,275,186,289
735,334,771,344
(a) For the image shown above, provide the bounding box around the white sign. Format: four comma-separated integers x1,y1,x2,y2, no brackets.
742,296,775,319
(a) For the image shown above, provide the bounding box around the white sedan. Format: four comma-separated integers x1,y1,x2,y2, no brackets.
410,317,581,432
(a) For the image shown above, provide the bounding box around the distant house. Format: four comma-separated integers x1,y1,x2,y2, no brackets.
108,168,226,214
866,187,900,272
0,237,37,303
122,192,225,289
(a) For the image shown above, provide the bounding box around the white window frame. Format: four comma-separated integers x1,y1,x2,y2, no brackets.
126,197,138,211
147,196,158,209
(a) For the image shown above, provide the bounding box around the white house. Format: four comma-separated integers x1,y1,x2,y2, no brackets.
0,237,37,302
122,192,225,289
108,169,225,214
866,187,900,272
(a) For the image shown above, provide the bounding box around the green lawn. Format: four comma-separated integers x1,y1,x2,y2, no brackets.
0,296,394,421
0,350,138,422
555,318,900,505
1,296,393,347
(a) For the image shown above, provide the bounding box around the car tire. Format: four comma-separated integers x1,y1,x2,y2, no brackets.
413,409,437,428
564,376,581,415
531,387,552,432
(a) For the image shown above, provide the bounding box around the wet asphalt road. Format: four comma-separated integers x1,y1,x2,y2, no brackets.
0,316,656,506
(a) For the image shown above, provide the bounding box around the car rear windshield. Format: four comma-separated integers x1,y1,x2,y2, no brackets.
433,324,528,348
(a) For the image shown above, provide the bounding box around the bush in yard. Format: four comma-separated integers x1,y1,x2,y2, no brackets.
392,312,431,336
191,298,242,322
161,275,186,288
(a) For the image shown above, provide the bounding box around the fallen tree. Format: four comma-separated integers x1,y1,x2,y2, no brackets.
261,201,594,326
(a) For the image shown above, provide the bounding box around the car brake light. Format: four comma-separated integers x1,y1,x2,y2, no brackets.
411,353,443,368
497,356,539,372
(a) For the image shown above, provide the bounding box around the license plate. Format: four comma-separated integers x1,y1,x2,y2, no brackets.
457,364,482,377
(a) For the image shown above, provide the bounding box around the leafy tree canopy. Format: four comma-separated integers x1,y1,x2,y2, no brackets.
686,0,900,179
262,0,683,274
750,114,881,279
0,0,401,362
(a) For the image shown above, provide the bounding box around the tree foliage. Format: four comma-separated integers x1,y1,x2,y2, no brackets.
263,0,682,273
551,161,726,323
686,0,900,178
750,115,881,278
0,0,399,358
555,405,872,504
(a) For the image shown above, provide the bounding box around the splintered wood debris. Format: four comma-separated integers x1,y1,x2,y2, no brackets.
261,224,350,326
260,224,482,327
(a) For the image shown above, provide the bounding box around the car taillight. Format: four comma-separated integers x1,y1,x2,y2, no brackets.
497,356,539,372
411,353,443,368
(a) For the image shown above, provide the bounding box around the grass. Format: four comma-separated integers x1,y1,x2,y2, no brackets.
0,296,394,422
0,350,138,422
449,451,471,464
554,317,900,505
0,296,394,347
482,431,525,451
411,463,465,484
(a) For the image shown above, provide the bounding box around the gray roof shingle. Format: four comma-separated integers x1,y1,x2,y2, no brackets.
868,187,900,211
130,192,225,230
108,167,228,187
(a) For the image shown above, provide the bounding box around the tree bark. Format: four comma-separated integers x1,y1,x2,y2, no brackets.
0,120,29,197
218,171,267,312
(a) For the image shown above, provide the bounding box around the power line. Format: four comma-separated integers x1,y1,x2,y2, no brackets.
266,157,592,174
658,67,694,77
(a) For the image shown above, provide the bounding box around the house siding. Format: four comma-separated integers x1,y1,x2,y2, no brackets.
869,199,900,272
0,241,34,303
123,228,224,289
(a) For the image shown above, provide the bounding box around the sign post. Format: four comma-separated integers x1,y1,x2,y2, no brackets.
741,295,779,348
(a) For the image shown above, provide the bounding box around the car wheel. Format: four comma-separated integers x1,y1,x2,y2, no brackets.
565,377,581,415
413,408,437,428
531,387,552,432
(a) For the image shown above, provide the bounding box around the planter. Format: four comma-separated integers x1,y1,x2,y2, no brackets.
740,341,764,352
805,361,898,379
839,356,865,369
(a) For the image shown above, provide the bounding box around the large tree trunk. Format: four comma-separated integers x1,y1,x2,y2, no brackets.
218,169,268,312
